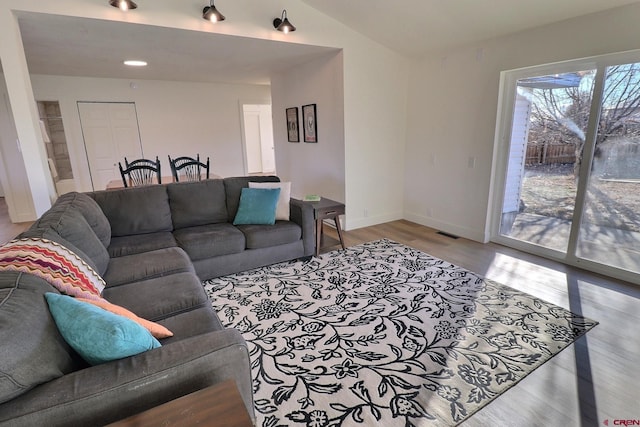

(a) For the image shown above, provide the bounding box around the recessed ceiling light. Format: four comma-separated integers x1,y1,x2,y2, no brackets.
124,60,147,67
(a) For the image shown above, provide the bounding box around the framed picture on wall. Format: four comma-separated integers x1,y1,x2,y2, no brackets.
286,107,299,142
302,103,317,143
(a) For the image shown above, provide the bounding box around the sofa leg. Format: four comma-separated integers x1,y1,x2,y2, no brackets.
299,256,313,262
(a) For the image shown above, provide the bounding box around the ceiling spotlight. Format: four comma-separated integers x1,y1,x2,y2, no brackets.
124,60,147,67
273,10,296,33
203,1,226,23
109,0,137,11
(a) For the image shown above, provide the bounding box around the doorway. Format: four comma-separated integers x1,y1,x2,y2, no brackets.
78,102,143,190
241,104,275,174
493,53,640,282
37,101,75,195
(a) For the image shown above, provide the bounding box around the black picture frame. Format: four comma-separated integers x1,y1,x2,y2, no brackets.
302,104,317,143
286,107,299,142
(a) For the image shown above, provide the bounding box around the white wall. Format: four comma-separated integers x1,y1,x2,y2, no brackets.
272,44,409,231
1,0,410,229
0,11,56,217
271,52,345,203
405,2,640,242
0,74,36,221
31,75,270,191
342,45,408,229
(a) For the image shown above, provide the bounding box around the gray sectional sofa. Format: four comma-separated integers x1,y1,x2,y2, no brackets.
0,175,314,426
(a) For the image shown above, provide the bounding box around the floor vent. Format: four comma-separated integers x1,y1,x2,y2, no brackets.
436,231,460,239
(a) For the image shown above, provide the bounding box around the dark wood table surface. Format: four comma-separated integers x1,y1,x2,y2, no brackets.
106,379,253,427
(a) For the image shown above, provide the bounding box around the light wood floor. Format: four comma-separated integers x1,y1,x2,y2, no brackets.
0,198,32,244
322,220,640,427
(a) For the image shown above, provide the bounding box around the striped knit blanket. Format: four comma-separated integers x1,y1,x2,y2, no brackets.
0,238,106,300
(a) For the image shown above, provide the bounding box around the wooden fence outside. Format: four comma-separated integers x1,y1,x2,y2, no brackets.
525,143,576,165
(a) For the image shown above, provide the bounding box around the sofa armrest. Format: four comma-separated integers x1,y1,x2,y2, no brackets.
0,329,254,427
289,198,315,256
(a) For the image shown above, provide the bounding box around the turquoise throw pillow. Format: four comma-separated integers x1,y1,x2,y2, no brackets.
44,293,161,365
233,187,281,225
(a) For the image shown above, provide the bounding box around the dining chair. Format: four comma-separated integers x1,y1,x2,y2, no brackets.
118,156,161,187
168,154,210,182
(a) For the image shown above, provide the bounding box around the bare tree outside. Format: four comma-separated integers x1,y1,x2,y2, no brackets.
527,65,640,178
516,65,640,231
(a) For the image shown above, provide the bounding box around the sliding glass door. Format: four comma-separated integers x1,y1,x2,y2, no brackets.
494,53,640,281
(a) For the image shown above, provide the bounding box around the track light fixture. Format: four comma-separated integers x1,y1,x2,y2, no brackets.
273,10,296,33
109,0,137,11
203,0,226,23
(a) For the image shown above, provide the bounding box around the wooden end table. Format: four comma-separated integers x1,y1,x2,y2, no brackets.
310,197,346,256
106,380,253,427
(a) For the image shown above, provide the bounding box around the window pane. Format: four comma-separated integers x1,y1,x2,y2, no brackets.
500,71,595,252
577,63,640,273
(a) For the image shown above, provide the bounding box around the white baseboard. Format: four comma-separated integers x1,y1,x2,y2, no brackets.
404,211,487,243
336,210,487,243
345,211,403,231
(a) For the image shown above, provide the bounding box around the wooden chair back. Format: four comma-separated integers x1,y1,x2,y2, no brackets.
168,154,210,182
118,156,161,187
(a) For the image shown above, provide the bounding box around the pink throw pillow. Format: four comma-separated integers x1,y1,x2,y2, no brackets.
76,298,174,339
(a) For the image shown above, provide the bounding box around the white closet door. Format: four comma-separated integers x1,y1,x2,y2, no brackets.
78,102,143,190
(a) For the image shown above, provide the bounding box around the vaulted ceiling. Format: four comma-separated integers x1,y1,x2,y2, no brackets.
300,0,640,57
14,0,640,85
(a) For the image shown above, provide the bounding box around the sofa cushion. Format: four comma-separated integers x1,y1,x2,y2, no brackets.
236,221,302,249
173,223,245,262
27,202,110,275
103,247,194,287
62,192,111,248
108,232,177,258
45,293,161,365
90,186,172,237
56,211,110,276
223,176,280,222
0,272,82,404
168,180,228,229
192,241,304,281
156,307,223,344
233,188,281,225
102,272,208,322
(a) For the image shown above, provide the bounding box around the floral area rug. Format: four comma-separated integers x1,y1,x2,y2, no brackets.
203,239,597,426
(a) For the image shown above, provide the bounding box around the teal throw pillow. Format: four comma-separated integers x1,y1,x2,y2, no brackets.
233,187,281,225
44,293,161,365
